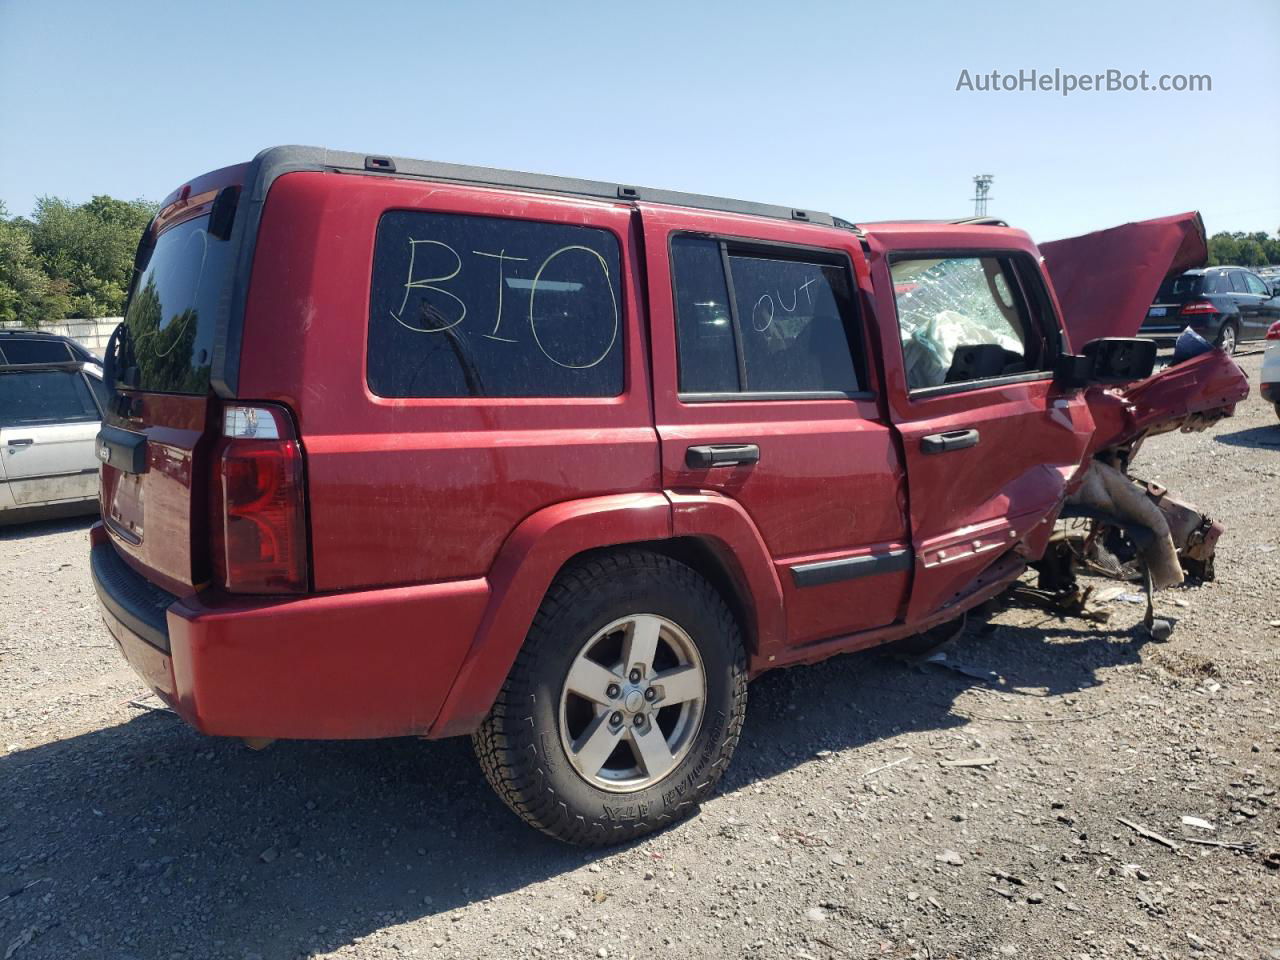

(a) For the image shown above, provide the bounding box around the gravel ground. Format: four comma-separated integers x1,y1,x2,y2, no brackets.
1,352,1277,960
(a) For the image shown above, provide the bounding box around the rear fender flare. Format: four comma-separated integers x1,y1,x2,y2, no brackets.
666,490,787,668
429,492,672,737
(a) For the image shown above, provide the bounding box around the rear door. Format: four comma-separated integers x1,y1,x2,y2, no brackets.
99,169,243,594
0,366,101,506
1227,270,1261,340
641,204,910,649
868,236,1095,621
1240,271,1274,340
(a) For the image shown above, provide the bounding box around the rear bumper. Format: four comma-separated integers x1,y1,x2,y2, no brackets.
90,524,490,739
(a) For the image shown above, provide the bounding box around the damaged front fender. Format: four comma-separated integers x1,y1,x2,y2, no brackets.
1082,349,1250,461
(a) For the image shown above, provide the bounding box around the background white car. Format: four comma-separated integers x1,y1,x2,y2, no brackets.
1263,320,1280,422
0,360,107,524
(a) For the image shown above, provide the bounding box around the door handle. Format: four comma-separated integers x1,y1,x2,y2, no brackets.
920,429,979,454
686,444,761,469
6,438,34,447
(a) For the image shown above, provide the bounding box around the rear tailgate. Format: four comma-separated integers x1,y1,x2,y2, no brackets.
99,164,247,594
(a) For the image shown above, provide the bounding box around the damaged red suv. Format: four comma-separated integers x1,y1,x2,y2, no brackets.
92,147,1248,845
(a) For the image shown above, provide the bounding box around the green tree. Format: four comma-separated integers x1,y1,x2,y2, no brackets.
1206,230,1280,267
27,194,156,317
1206,232,1241,266
0,202,72,326
1237,238,1267,267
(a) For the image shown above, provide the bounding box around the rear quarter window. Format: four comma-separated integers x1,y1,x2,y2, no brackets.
367,211,624,398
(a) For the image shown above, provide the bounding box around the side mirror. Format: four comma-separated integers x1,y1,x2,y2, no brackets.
1083,337,1157,383
1053,337,1157,389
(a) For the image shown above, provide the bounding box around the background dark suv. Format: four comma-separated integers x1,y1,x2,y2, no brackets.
1141,266,1280,352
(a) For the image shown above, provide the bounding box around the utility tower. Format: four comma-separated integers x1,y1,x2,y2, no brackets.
972,174,994,217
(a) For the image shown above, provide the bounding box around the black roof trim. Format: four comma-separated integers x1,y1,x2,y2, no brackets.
275,146,844,227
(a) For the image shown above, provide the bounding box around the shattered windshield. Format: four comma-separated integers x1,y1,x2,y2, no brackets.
892,257,1028,390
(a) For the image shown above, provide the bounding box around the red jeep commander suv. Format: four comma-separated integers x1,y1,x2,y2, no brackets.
92,146,1228,845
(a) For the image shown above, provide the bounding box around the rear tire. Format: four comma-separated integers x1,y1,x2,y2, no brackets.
1215,321,1238,354
473,550,747,846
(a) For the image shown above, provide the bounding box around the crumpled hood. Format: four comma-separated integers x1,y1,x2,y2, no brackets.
1040,212,1207,349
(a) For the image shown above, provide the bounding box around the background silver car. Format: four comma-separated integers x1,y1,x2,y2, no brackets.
0,359,107,524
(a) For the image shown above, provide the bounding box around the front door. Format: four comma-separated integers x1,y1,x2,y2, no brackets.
640,204,911,649
868,238,1095,621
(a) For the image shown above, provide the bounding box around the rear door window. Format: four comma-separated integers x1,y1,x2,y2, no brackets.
670,236,862,395
368,211,624,398
1228,271,1249,294
0,370,100,426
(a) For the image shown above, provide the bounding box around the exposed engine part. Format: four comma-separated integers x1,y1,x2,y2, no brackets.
1065,460,1184,589
1139,480,1222,581
1026,462,1223,642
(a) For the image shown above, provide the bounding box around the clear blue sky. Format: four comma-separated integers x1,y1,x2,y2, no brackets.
2,0,1277,242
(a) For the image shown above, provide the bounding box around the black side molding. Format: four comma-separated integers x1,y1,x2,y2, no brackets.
789,549,912,588
96,425,147,475
90,542,175,653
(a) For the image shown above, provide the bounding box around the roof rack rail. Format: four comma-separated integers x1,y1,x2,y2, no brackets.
251,146,853,230
950,216,1008,226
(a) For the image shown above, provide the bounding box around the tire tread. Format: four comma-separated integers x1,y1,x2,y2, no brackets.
472,549,747,846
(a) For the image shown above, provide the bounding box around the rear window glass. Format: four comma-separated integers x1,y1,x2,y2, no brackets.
120,214,234,394
0,338,74,364
0,370,99,426
368,211,624,398
1156,274,1203,298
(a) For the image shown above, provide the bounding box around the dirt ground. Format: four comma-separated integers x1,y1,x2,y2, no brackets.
1,352,1277,960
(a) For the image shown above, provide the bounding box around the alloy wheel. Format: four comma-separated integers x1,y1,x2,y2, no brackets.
558,614,706,792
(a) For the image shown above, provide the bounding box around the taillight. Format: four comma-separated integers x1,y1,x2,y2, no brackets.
1179,300,1217,316
1267,321,1280,341
211,403,308,594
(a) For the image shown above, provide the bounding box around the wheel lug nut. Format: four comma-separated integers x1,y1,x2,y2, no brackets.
644,688,656,702
610,711,623,726
628,668,642,683
606,683,620,699
632,714,644,727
